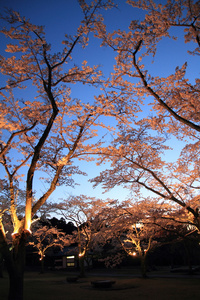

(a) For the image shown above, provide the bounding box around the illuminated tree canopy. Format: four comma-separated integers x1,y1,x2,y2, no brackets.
0,1,200,299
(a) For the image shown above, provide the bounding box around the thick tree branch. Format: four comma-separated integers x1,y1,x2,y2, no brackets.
132,41,200,132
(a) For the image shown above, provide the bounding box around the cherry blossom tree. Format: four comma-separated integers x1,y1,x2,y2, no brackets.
97,0,200,135
29,225,68,274
0,1,199,298
0,1,116,299
99,199,163,277
148,198,200,272
99,197,198,276
92,123,200,232
92,0,200,232
56,195,108,277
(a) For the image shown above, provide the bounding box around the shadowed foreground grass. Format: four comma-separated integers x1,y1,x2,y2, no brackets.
1,270,200,300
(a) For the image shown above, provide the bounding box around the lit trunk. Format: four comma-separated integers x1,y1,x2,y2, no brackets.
77,227,86,277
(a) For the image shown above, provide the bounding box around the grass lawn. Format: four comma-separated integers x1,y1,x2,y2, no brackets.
0,270,200,300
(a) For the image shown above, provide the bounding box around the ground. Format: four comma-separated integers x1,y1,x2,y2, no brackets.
0,267,200,299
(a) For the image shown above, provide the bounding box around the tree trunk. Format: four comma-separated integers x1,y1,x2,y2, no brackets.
7,267,24,300
183,240,193,274
40,258,45,274
79,255,85,277
140,254,147,278
3,232,27,300
0,253,4,278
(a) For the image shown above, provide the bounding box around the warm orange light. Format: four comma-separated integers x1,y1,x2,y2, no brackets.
129,251,137,256
25,219,32,232
79,251,85,257
25,204,32,232
11,232,19,238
